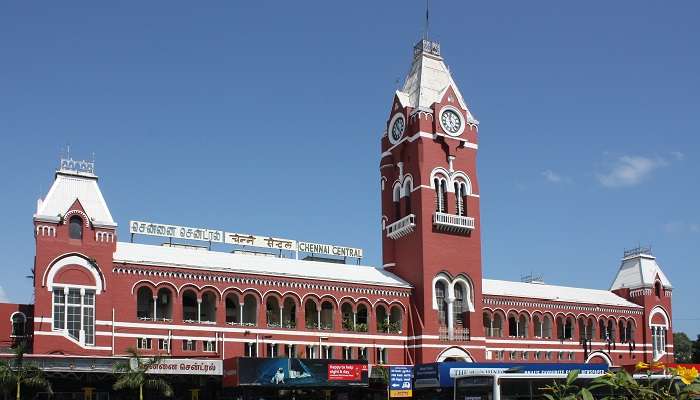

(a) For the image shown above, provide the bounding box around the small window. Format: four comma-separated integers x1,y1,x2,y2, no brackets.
305,345,317,359
285,344,296,358
266,343,278,358
358,347,367,361
69,216,83,240
245,342,257,357
182,340,195,351
376,348,387,364
11,313,26,337
342,346,352,360
137,338,152,350
654,281,661,297
203,340,215,352
158,339,169,351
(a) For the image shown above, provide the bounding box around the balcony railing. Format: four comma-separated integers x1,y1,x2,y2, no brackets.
439,326,470,341
433,212,474,234
386,214,416,239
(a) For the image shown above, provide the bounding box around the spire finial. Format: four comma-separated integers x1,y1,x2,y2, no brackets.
424,0,430,40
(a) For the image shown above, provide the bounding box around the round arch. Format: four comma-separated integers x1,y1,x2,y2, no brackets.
43,254,105,294
437,347,474,362
586,351,613,366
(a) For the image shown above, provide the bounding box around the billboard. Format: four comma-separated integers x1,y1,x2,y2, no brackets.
414,362,609,388
223,358,368,388
389,366,413,397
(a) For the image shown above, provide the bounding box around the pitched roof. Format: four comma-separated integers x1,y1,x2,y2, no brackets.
609,254,672,291
35,171,115,227
398,40,477,123
113,242,412,288
482,279,642,308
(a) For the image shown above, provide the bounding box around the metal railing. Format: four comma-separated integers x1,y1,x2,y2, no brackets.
433,212,474,233
386,214,416,239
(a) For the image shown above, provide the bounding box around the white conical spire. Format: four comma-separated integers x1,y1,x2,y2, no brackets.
610,247,672,291
34,157,116,227
397,39,478,124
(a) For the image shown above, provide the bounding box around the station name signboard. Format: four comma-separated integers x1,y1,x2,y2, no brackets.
298,241,363,258
129,220,364,259
224,232,296,250
131,358,223,376
130,221,224,243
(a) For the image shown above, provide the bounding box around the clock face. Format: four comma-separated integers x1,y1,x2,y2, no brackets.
440,109,462,135
389,114,405,144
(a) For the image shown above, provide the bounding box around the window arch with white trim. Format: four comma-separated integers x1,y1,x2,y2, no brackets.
392,183,402,220
649,306,670,360
402,176,413,216
454,181,468,216
433,177,448,213
10,312,26,337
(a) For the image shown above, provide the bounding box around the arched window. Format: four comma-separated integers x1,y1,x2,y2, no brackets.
182,290,197,322
356,304,368,332
11,313,26,337
266,297,281,328
242,294,257,325
389,306,402,333
508,314,518,337
492,313,503,337
482,312,492,336
434,178,448,213
453,284,466,327
200,292,216,323
599,319,606,340
404,181,412,216
393,185,401,220
564,317,574,340
69,216,83,240
626,320,634,342
543,315,553,338
518,314,528,338
320,301,334,330
155,288,172,321
619,320,626,343
587,319,596,340
282,298,296,329
454,182,468,216
341,303,354,331
225,294,240,324
435,281,447,326
606,320,616,342
376,305,388,333
654,281,661,298
533,315,542,338
137,287,154,320
305,300,319,329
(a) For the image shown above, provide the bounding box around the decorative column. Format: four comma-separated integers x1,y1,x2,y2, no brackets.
152,296,158,321
279,307,283,328
446,298,455,340
197,299,202,323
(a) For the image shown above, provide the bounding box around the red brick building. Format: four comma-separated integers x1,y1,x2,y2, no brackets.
0,39,673,386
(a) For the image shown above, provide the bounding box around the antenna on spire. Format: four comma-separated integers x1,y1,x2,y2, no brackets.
424,0,430,40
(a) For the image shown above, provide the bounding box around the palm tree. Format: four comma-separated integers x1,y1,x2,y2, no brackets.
113,348,173,400
0,341,52,400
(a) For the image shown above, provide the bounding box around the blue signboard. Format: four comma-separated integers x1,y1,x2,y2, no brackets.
389,366,413,397
414,362,609,388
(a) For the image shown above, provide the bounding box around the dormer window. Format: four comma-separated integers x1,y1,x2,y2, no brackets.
69,216,83,240
654,281,661,298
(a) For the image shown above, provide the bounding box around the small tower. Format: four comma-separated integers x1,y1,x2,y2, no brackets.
380,39,483,362
32,157,116,353
610,246,673,362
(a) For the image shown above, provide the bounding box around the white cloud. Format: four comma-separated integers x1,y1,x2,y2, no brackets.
671,151,685,161
541,169,571,184
597,155,667,188
0,286,8,303
663,221,699,234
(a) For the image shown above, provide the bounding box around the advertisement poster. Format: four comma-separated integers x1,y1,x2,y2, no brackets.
225,358,368,388
389,366,413,397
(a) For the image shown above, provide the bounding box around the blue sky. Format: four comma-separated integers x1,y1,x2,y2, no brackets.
1,1,698,336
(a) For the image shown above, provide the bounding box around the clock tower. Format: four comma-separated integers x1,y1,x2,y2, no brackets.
380,39,484,363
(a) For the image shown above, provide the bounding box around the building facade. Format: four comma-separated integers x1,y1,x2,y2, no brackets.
1,39,674,389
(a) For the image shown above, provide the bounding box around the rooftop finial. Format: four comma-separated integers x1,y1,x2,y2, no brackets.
59,150,96,175
424,0,430,40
